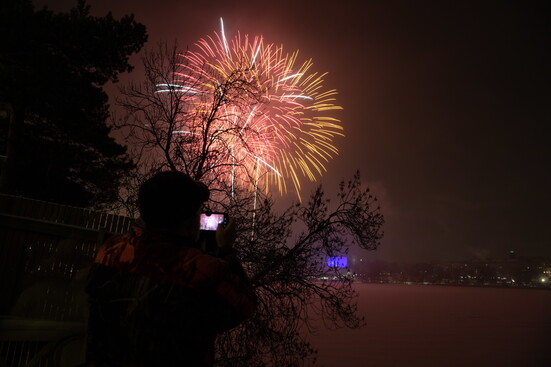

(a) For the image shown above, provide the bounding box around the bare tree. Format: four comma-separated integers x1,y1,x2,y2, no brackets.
116,42,384,366
116,42,268,204
214,174,383,366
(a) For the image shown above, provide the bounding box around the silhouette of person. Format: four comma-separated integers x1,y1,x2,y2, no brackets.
84,171,257,366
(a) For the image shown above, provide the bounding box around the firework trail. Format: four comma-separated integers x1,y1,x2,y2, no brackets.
157,18,343,197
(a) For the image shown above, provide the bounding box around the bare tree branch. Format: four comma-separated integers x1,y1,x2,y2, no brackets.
115,41,384,366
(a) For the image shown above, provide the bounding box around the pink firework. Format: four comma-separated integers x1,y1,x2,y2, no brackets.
157,18,343,197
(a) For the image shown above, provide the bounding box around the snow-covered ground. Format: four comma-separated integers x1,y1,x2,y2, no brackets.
306,284,550,367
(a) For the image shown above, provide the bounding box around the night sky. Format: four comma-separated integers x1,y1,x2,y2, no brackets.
36,0,550,262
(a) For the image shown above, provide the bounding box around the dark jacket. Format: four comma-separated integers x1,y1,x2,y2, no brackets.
85,226,257,366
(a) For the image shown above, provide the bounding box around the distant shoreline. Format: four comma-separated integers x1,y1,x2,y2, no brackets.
356,280,551,291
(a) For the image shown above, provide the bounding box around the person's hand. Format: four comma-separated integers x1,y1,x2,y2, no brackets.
216,218,236,249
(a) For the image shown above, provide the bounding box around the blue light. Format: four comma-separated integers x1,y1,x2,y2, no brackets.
327,257,348,268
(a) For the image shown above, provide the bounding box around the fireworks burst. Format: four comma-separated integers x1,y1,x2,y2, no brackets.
157,18,343,197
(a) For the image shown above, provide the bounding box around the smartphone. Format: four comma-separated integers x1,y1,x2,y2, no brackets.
199,212,228,231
